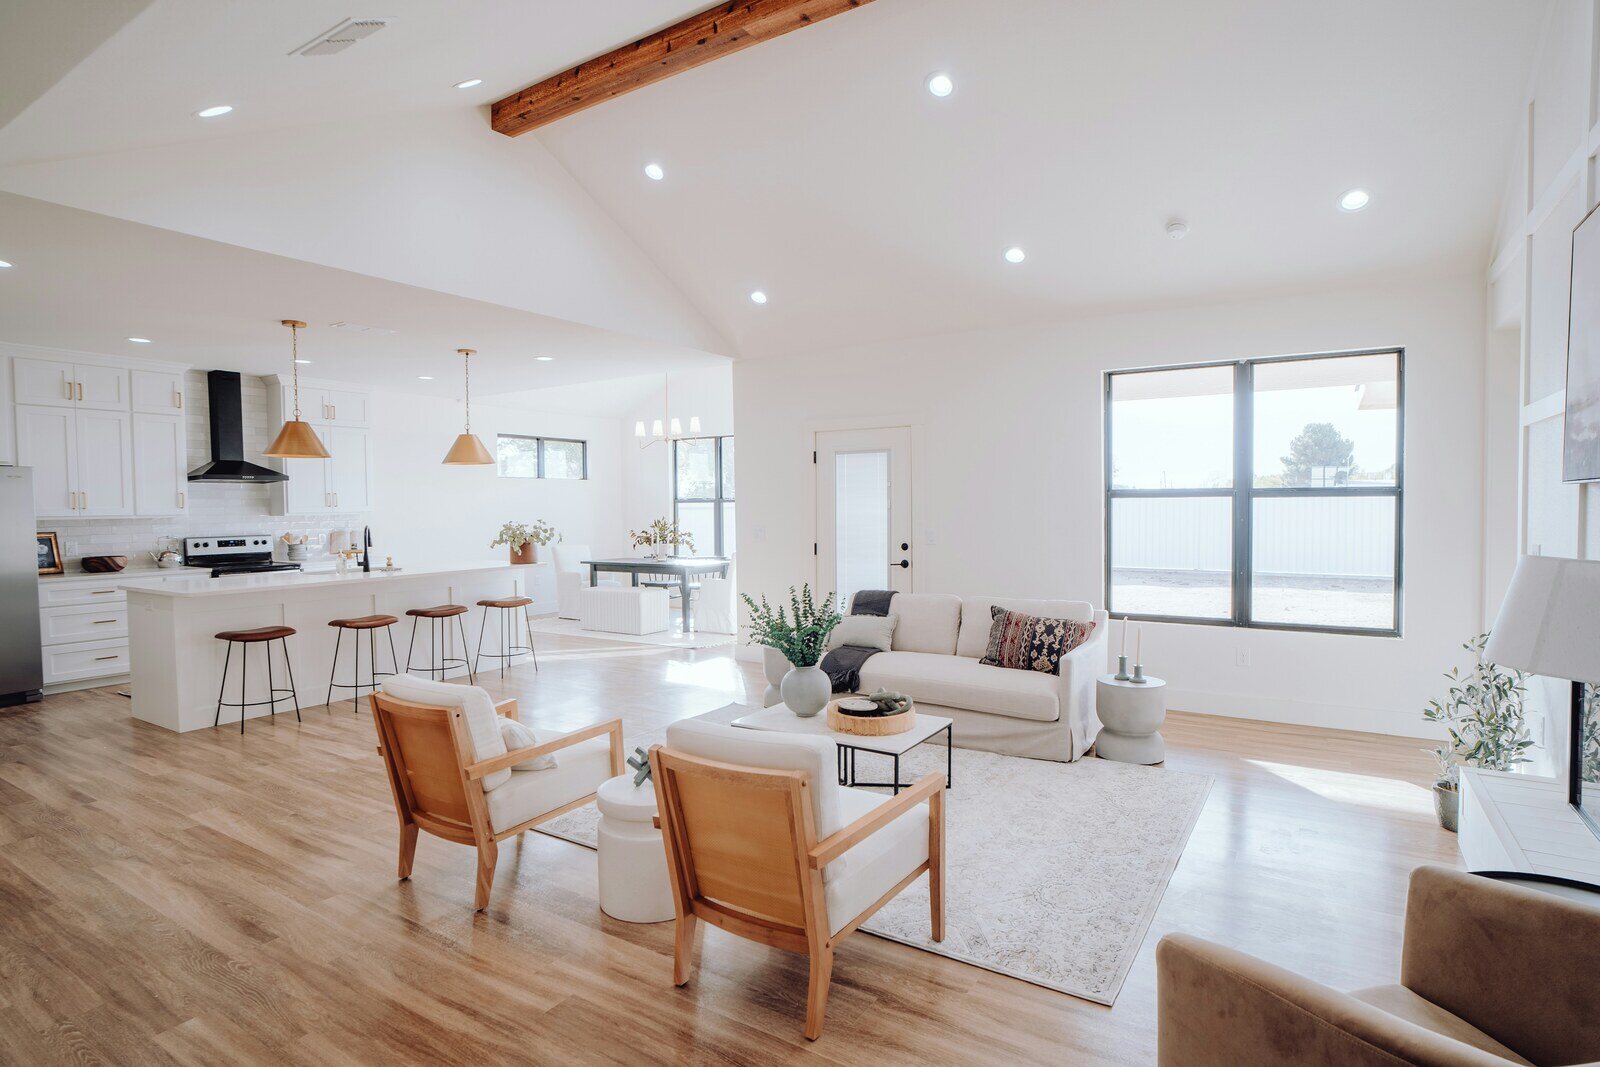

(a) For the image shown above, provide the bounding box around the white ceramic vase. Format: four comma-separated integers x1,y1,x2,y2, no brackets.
781,664,830,719
761,646,792,708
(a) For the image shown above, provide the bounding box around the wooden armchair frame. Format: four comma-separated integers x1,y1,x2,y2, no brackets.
370,692,623,910
648,744,945,1040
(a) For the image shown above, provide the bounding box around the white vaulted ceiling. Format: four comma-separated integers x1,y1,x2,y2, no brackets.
0,0,1550,375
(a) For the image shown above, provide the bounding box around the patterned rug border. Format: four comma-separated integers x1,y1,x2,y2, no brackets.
535,751,1213,1007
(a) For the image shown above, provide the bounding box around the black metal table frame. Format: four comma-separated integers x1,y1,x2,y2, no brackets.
835,723,953,794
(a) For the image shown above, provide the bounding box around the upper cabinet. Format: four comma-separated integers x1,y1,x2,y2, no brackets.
264,375,374,515
130,369,185,415
14,357,130,410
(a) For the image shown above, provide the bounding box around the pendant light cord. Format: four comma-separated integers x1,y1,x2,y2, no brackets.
464,350,472,432
289,322,302,421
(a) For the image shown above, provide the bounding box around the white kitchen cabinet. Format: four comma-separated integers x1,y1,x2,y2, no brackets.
132,412,188,516
131,369,185,414
74,409,134,515
282,454,330,514
16,404,76,515
13,357,129,410
324,389,369,427
265,375,373,515
327,426,372,510
41,638,130,687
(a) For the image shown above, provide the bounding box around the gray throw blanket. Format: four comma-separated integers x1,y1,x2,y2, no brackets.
821,589,896,691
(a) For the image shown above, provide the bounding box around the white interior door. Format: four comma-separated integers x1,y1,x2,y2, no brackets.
816,426,912,608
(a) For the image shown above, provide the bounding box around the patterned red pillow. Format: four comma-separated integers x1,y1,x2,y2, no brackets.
980,606,1096,674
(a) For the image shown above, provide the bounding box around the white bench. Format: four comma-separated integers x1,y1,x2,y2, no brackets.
580,586,670,636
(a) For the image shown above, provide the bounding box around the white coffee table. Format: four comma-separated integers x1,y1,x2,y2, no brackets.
595,774,674,923
730,703,954,794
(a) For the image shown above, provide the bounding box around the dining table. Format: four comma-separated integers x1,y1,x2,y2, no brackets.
582,557,731,633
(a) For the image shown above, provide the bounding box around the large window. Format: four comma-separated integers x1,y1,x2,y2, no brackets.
496,434,587,479
673,436,734,556
1105,349,1402,635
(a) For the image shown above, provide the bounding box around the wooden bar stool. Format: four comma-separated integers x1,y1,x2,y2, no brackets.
474,596,539,678
325,615,399,713
403,604,474,684
213,626,300,734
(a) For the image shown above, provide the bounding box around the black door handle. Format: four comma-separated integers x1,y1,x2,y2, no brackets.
901,542,909,551
897,559,910,569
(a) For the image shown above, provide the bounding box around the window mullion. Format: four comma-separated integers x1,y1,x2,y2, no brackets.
1234,362,1253,627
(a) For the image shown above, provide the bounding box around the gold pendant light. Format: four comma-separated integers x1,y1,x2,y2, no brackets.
442,347,494,465
263,319,331,459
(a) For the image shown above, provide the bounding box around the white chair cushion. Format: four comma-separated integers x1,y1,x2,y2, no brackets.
823,787,929,935
826,613,898,653
379,674,512,790
956,597,1094,660
499,717,557,771
485,736,613,832
887,593,962,655
858,651,1061,722
551,544,591,572
666,713,860,883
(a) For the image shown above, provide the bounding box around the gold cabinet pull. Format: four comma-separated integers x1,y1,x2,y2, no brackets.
77,382,84,401
90,590,117,596
175,390,183,409
94,655,118,661
93,619,118,624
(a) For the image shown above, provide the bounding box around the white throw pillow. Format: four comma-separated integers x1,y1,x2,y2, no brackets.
499,717,558,771
826,613,898,653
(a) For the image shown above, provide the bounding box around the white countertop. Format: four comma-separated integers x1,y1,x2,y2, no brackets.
123,561,531,599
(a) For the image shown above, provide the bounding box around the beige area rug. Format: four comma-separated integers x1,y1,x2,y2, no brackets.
536,705,1212,1006
528,615,735,650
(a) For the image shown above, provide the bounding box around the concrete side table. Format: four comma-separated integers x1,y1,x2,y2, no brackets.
1095,674,1168,764
596,774,675,923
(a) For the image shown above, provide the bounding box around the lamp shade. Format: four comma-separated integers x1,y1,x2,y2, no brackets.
1485,555,1600,682
442,432,494,465
263,418,330,459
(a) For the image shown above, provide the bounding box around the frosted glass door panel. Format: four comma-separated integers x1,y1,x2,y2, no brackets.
834,451,889,604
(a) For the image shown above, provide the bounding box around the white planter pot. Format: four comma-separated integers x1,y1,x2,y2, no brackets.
781,664,830,719
761,646,793,708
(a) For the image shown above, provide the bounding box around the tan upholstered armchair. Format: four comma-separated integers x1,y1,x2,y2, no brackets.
1157,865,1600,1066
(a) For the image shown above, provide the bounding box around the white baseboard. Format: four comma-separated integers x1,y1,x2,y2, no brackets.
1165,686,1438,741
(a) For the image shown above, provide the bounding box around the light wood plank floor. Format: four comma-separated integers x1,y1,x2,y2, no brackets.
0,635,1459,1065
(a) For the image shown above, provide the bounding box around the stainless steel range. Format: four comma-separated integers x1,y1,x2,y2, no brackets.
183,536,302,578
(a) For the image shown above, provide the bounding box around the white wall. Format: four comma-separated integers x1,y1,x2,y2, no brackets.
734,274,1487,738
1484,0,1600,773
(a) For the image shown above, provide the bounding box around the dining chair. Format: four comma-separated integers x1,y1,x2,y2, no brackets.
370,673,623,910
649,717,945,1040
553,543,618,620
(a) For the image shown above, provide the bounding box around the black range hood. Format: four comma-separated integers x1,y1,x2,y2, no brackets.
187,370,288,483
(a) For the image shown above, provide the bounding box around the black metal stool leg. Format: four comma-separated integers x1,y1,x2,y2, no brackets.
523,608,538,672
387,625,399,680
475,604,489,676
239,641,248,734
457,612,475,683
367,627,378,710
500,607,509,678
215,641,233,728
265,636,276,720
351,626,361,713
433,617,443,680
282,638,301,722
326,628,341,708
404,615,420,676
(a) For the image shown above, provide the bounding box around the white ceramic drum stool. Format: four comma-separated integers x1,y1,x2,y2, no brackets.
596,774,675,923
1095,674,1168,764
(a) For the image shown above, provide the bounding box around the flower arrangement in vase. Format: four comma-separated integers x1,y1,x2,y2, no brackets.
630,518,695,560
490,520,559,564
740,585,842,718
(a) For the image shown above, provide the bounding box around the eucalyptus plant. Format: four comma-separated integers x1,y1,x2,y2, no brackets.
490,520,559,551
740,585,842,669
1423,633,1533,791
629,518,695,554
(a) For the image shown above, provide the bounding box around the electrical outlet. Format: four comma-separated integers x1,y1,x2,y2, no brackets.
1235,648,1251,667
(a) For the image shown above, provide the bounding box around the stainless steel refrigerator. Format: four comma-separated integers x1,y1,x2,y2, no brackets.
1,468,43,705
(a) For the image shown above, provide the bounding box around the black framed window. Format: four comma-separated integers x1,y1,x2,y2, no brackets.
495,434,587,479
1105,348,1403,635
673,436,734,556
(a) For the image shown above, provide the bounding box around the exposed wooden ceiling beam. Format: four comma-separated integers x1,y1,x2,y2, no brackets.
491,0,876,137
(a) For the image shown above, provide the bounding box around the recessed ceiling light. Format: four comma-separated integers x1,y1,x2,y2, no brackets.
453,78,483,90
195,105,233,118
294,359,312,365
126,337,152,344
749,290,768,305
1004,246,1026,263
535,355,555,361
1166,219,1190,240
1338,188,1371,212
926,72,954,98
0,260,13,269
643,162,665,181
417,375,434,380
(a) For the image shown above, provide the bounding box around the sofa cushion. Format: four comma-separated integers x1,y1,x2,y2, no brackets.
980,607,1097,675
823,787,929,935
485,736,612,832
1348,985,1534,1065
857,651,1061,722
379,674,512,790
957,597,1095,659
889,593,962,655
827,613,898,653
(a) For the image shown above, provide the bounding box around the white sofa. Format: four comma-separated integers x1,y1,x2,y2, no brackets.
848,593,1109,762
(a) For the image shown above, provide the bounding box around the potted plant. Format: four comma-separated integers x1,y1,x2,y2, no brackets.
630,518,695,561
1423,633,1533,832
491,520,559,565
741,585,842,718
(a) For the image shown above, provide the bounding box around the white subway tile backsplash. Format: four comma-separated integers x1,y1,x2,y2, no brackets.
37,370,363,566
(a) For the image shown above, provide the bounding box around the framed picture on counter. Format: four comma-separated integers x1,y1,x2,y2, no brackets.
36,532,63,575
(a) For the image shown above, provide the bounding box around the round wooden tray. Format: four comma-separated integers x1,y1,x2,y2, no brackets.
827,698,917,736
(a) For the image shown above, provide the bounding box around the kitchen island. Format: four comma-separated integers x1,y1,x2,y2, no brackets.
128,562,536,732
